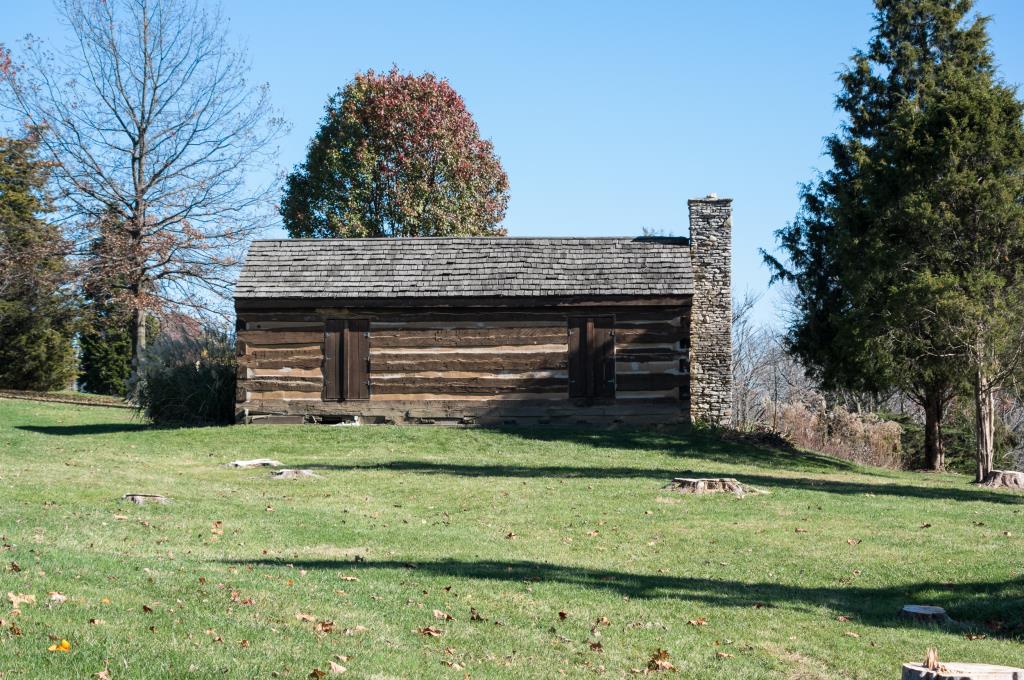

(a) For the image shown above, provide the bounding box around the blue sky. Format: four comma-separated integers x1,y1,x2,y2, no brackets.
6,1,1024,324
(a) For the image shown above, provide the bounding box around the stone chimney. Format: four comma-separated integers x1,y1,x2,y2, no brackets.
688,195,733,426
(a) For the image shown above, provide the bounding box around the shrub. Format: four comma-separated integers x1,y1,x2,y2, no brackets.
136,330,236,426
767,400,904,469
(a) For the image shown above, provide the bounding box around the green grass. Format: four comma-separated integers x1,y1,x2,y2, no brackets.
1,397,1022,678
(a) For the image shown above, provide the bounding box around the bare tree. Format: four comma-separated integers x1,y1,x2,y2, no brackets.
732,292,817,431
1,0,286,381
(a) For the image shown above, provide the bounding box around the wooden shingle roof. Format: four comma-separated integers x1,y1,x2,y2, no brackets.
235,237,693,300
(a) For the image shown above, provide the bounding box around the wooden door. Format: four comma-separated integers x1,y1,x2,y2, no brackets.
344,319,370,400
568,316,615,399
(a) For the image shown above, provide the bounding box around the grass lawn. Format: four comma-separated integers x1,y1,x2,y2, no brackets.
1,398,1022,679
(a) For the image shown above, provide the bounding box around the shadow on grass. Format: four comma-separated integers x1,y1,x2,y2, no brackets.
292,460,1023,505
221,557,1024,639
492,426,859,474
16,423,152,436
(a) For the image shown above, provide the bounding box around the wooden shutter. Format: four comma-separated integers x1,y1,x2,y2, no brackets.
592,316,616,398
568,318,586,398
568,316,615,399
323,320,344,401
343,319,370,400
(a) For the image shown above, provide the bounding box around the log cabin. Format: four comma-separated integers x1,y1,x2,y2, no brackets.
233,196,732,426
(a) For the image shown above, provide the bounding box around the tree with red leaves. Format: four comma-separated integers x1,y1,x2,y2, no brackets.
282,68,509,238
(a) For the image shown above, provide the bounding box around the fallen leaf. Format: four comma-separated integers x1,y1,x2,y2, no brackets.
88,618,104,625
844,631,860,638
965,633,987,640
100,597,111,605
647,648,675,672
442,660,464,670
470,608,484,622
590,641,603,652
95,670,112,680
240,639,250,648
836,615,851,622
920,523,932,529
795,527,808,533
315,620,335,634
339,575,359,582
142,604,154,613
558,610,568,620
433,609,454,621
328,661,347,674
8,562,20,573
344,625,367,636
7,592,35,608
715,651,734,659
309,670,326,679
687,617,707,626
48,639,72,653
416,626,443,637
296,612,316,623
505,532,517,540
49,592,67,604
847,539,862,545
587,530,600,537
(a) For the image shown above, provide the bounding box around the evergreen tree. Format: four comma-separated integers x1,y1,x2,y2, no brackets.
0,131,77,390
766,0,1024,480
78,296,132,396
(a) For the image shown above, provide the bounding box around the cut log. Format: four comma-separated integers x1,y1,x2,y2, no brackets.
898,605,956,625
665,477,747,497
270,469,320,480
981,470,1024,491
122,494,170,505
224,459,283,469
902,662,1024,679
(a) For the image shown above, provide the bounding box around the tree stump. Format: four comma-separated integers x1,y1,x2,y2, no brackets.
122,494,170,505
981,470,1024,491
902,662,1024,679
224,459,283,469
270,469,320,480
898,605,955,626
665,477,747,497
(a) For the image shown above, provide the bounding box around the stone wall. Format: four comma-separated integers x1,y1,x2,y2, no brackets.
688,196,733,426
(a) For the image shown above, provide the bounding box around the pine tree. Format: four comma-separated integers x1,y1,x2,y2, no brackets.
0,131,77,391
78,296,132,396
766,0,1024,477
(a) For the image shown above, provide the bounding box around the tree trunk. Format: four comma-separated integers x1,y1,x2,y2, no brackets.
128,305,147,388
974,369,995,483
923,387,945,471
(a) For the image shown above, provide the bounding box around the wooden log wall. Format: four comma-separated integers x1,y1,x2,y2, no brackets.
235,302,691,424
